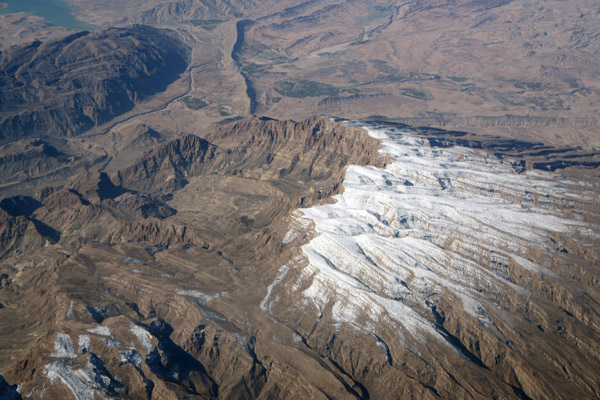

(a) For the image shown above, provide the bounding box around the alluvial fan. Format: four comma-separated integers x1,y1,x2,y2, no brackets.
262,120,600,399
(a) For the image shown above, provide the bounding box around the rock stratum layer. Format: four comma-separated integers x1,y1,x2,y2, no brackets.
0,116,598,399
0,25,189,141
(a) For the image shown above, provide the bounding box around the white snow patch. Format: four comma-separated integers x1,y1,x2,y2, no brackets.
50,333,76,359
120,349,143,370
103,338,123,348
86,326,111,337
66,301,74,319
176,289,227,306
260,263,290,313
282,229,298,245
129,324,153,352
282,212,313,245
292,333,303,346
78,335,90,354
44,356,114,400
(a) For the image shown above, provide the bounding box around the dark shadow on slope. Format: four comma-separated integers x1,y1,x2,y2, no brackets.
31,219,60,243
429,305,488,370
0,195,60,243
142,319,219,398
0,195,42,217
67,189,91,206
97,172,127,200
0,374,22,400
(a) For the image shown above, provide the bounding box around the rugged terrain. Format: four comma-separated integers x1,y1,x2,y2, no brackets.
0,116,389,399
0,0,599,399
0,116,598,399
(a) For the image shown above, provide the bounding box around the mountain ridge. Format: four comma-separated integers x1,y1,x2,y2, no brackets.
0,25,189,141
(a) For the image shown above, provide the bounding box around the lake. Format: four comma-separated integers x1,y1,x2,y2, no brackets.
0,0,97,30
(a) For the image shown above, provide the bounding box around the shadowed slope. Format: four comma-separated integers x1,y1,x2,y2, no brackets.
0,25,189,141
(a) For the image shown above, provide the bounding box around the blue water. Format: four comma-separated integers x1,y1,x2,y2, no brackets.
0,0,97,30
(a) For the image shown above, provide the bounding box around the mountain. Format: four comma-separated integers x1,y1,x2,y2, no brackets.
0,116,387,399
262,120,600,399
0,116,598,399
117,115,384,194
0,25,189,141
0,0,599,398
118,134,221,193
0,140,72,183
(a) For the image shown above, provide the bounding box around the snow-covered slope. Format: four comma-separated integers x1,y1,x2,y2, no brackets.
262,121,600,398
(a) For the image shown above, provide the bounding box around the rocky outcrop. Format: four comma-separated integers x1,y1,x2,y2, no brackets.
118,135,221,193
119,116,384,195
208,115,384,168
0,140,72,182
0,195,61,257
123,125,164,152
112,192,177,220
0,208,46,258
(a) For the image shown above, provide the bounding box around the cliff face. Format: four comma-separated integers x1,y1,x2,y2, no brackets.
0,25,189,141
119,115,384,196
208,115,384,167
